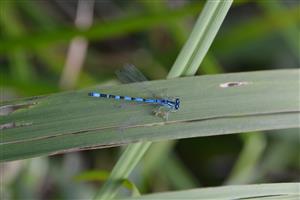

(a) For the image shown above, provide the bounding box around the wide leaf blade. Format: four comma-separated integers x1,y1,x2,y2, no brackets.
1,69,299,161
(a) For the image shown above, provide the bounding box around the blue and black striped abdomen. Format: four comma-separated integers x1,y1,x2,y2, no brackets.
88,92,156,103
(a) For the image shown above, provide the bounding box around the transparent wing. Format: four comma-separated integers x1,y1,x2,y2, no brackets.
115,64,148,83
115,64,159,98
115,64,172,121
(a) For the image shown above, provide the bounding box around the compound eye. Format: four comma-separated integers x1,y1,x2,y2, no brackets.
175,99,180,109
175,103,179,110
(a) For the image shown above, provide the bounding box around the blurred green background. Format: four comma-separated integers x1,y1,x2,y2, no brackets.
0,0,299,199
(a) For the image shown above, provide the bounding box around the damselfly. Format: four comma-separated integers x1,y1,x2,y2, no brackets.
88,64,180,119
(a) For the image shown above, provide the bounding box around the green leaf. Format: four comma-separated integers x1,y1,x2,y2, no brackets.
119,183,300,200
94,142,149,199
1,69,299,162
168,0,232,77
225,132,267,184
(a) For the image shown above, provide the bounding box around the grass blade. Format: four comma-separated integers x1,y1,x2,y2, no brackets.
119,183,300,200
225,132,267,184
167,0,233,78
1,69,299,162
94,142,150,199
